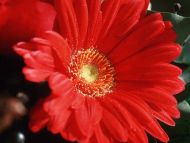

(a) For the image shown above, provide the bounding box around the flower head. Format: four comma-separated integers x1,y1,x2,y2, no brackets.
0,0,56,54
14,0,184,142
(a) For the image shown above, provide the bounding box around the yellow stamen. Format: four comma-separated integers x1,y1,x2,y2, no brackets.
79,64,99,83
69,48,115,97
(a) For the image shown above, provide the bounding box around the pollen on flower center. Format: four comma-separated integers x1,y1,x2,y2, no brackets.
79,64,99,83
68,48,115,97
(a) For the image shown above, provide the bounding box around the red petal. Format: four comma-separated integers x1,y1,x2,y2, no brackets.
71,92,85,109
14,42,35,56
101,97,133,128
61,131,76,142
73,0,88,48
47,109,72,134
149,103,175,126
48,72,74,96
116,78,184,96
23,67,51,82
141,0,150,17
41,0,54,4
156,79,185,95
98,0,150,53
160,104,180,119
30,38,52,54
115,43,181,68
61,113,86,141
41,31,71,68
84,0,102,47
133,89,177,106
114,92,169,142
92,124,111,143
127,125,148,143
74,98,102,136
116,63,182,81
102,97,148,143
97,0,121,42
151,21,177,44
43,93,75,133
108,20,165,64
0,0,56,54
103,97,148,143
55,0,79,48
29,99,49,133
101,107,128,142
23,51,54,70
14,38,52,57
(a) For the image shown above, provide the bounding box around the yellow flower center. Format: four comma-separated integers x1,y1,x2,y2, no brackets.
69,48,115,97
79,64,99,83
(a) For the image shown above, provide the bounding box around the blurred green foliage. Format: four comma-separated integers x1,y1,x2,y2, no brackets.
177,35,190,64
151,0,190,17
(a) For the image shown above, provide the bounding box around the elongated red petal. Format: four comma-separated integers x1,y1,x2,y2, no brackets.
23,67,51,82
115,43,181,68
108,20,165,64
29,99,49,132
116,63,182,81
149,103,176,126
84,0,102,47
74,98,102,137
41,31,72,68
55,0,79,48
73,0,88,48
114,92,169,142
92,124,111,143
97,0,121,42
101,108,128,142
23,51,54,70
98,0,149,53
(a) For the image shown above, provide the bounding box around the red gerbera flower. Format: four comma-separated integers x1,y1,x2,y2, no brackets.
0,0,56,54
14,0,184,142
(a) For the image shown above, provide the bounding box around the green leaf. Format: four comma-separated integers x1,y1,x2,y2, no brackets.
177,35,190,64
176,0,190,17
163,116,190,143
151,0,190,17
177,83,190,103
181,66,190,83
178,100,190,114
177,82,190,115
151,0,174,13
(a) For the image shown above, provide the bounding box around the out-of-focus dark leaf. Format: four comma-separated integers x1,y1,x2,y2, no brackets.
181,66,190,83
151,0,174,12
164,116,190,143
161,102,190,143
176,83,190,103
178,100,190,114
151,0,190,17
177,83,190,118
177,35,190,64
